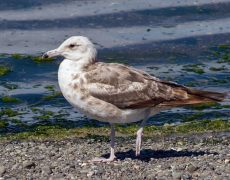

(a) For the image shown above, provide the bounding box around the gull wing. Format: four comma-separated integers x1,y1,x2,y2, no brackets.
84,62,191,109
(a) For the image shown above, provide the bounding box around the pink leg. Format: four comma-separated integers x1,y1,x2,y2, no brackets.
90,124,116,162
136,118,147,156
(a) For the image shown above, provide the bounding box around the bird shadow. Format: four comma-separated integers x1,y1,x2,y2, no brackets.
102,149,218,162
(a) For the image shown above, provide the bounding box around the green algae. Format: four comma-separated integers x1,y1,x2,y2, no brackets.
221,104,230,108
10,119,28,128
44,85,55,91
34,110,54,121
12,53,26,59
10,54,54,63
30,92,62,107
212,51,220,57
0,119,229,142
218,53,230,63
212,44,230,64
0,65,11,76
174,119,229,134
189,102,219,110
209,66,227,71
1,96,20,103
3,83,18,90
182,112,205,122
35,115,51,121
0,108,20,117
189,102,230,111
42,91,62,101
31,108,40,113
0,53,8,58
218,44,229,49
0,120,8,129
32,56,54,63
182,64,205,74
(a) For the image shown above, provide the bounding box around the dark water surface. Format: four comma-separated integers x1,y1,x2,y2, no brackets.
0,0,229,133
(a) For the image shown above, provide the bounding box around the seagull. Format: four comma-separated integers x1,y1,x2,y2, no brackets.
43,36,226,162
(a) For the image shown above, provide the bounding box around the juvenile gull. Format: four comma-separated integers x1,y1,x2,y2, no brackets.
43,36,226,162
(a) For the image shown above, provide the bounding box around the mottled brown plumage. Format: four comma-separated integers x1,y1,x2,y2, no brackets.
84,62,226,109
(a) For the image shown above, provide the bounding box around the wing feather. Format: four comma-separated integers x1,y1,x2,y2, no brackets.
84,62,189,109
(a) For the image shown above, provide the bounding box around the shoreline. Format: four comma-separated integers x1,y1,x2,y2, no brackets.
0,119,229,142
0,129,229,179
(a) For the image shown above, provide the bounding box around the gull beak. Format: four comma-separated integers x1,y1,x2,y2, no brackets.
42,49,61,59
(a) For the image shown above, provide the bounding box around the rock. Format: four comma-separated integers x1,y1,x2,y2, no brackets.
42,166,52,175
23,161,36,169
80,169,89,174
48,175,65,180
12,164,18,170
182,173,192,180
80,163,87,167
186,163,198,173
0,165,6,177
172,171,182,180
224,159,229,164
87,171,94,177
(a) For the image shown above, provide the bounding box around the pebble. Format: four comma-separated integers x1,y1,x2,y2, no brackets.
87,171,94,177
186,163,198,173
0,165,6,177
0,133,229,179
23,161,36,169
172,171,182,179
42,166,52,175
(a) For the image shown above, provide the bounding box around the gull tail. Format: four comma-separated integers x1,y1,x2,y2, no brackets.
187,89,227,102
162,88,227,107
159,80,228,106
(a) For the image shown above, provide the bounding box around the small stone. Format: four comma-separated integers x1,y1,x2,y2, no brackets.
49,175,65,180
182,173,192,180
42,166,52,175
87,171,94,177
186,163,198,173
12,164,18,170
172,171,182,180
80,169,89,174
81,163,87,167
0,165,6,177
23,161,36,169
224,159,229,164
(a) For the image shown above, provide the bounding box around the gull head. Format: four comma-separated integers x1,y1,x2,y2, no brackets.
43,36,97,62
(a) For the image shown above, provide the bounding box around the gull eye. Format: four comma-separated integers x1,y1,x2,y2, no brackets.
69,44,76,48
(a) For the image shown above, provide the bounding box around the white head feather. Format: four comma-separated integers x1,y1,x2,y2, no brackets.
43,36,97,63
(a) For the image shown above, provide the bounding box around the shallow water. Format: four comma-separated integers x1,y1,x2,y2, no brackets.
0,0,230,133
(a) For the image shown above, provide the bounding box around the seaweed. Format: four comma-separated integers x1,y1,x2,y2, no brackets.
0,65,11,76
0,119,229,142
1,96,20,103
0,108,19,117
182,64,205,74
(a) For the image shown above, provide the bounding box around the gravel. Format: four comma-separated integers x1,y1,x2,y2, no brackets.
0,132,229,179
